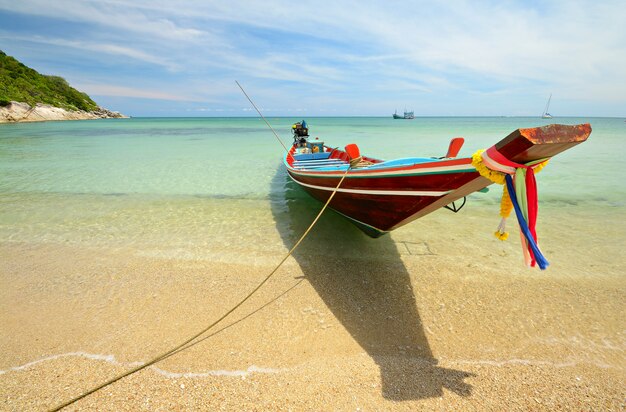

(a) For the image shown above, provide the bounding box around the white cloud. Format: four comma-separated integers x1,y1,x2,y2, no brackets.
76,84,198,101
1,0,625,114
0,0,208,41
2,35,180,70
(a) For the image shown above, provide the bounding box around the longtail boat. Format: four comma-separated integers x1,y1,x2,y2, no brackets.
284,121,591,268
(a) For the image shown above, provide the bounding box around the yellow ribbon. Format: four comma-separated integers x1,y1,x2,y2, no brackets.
471,149,548,241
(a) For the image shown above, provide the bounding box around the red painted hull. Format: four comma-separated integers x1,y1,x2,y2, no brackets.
287,163,478,234
285,124,591,237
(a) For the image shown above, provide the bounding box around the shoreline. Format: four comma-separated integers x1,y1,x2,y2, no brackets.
0,101,128,124
1,240,624,410
0,116,623,410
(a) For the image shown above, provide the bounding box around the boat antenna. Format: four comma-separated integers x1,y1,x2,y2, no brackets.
235,81,292,159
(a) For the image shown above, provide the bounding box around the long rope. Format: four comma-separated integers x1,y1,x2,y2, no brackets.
50,87,350,411
166,278,305,360
235,80,293,161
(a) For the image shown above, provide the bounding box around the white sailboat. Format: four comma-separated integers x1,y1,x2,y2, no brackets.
541,94,553,119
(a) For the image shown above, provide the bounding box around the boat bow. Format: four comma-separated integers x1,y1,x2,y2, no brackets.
285,123,591,237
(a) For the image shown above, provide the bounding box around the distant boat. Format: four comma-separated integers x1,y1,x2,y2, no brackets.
541,94,553,119
393,109,414,119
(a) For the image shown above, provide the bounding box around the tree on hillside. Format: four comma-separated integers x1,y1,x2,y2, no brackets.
0,50,99,111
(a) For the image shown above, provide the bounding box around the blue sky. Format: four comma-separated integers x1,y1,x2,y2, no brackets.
1,0,624,117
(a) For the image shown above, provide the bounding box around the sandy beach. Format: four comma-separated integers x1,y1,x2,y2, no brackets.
1,204,624,411
2,0,624,406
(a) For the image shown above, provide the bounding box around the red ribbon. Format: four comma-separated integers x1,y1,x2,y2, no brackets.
485,146,540,266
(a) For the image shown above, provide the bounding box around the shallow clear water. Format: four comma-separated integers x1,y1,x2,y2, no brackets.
1,116,624,255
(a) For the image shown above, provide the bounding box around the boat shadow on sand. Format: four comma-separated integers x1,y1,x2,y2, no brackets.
270,168,474,401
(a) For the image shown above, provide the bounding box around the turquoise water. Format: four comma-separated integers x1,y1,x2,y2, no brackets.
1,117,624,256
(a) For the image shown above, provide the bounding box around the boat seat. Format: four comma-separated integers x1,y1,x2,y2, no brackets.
293,159,345,165
292,152,331,161
295,164,350,171
293,160,347,169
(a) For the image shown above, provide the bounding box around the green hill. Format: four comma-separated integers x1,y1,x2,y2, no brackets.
0,50,98,112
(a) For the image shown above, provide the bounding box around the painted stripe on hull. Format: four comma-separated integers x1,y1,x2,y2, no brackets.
289,169,480,193
285,160,475,179
289,175,452,197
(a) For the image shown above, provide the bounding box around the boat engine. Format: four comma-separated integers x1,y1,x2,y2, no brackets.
292,120,309,145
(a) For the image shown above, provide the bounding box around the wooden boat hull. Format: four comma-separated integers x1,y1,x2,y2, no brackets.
285,124,591,237
287,158,477,236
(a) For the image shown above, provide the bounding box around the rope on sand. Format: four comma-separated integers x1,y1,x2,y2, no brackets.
50,162,351,412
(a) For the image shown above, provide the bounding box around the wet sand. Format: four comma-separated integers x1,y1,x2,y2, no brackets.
1,205,625,411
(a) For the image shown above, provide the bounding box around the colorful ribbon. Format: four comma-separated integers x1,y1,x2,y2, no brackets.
481,146,549,269
505,175,549,270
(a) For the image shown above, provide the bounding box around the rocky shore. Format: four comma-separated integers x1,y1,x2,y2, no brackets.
0,101,127,123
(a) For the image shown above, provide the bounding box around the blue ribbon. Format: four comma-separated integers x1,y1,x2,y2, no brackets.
505,175,549,270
